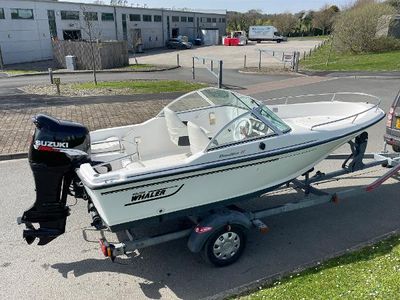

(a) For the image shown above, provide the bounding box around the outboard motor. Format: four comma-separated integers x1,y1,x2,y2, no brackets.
18,114,90,245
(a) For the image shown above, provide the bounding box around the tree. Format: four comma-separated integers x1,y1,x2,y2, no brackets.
273,13,298,35
312,5,340,35
81,5,102,85
386,0,400,12
334,2,397,53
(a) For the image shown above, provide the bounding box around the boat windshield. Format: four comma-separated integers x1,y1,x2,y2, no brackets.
160,88,290,133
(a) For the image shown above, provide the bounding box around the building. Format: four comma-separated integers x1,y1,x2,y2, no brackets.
377,15,400,39
0,0,227,65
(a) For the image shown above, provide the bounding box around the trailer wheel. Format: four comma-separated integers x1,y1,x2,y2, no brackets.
202,225,246,267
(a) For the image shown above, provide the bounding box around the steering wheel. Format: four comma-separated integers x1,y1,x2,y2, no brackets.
233,118,253,141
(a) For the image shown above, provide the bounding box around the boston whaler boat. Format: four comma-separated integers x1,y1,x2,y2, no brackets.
19,88,391,266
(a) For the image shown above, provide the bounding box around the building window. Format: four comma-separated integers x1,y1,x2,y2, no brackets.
143,15,152,22
0,8,4,19
188,16,193,23
61,11,79,20
200,17,205,22
101,13,114,21
212,18,216,23
11,8,34,20
221,18,226,23
83,12,98,21
154,15,162,22
207,17,211,22
63,30,81,40
129,14,140,21
181,16,187,22
172,16,179,22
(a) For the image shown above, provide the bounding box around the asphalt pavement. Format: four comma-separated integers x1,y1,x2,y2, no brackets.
0,67,293,92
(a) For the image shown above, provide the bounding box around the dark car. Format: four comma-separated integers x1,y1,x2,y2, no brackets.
166,38,192,49
384,90,400,152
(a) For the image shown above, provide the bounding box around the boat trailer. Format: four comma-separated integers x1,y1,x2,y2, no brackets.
95,137,400,266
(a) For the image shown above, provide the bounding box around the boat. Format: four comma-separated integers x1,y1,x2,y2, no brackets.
19,88,385,246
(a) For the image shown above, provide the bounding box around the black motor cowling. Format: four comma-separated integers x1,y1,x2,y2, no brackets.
19,114,90,245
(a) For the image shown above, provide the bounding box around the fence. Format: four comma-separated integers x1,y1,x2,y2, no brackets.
192,56,223,88
52,40,129,70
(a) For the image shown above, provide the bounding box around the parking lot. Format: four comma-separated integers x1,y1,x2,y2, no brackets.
133,39,322,69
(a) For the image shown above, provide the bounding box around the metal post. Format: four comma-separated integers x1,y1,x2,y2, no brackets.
272,51,275,57
244,54,246,68
294,51,300,73
176,53,180,67
258,50,262,70
218,60,223,88
48,68,53,84
211,60,213,71
0,46,4,70
192,57,195,80
303,51,306,60
282,52,284,61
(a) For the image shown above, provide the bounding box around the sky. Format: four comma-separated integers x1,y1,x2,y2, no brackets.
62,0,352,14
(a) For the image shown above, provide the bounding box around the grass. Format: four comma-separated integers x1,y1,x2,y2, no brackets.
3,69,40,75
289,35,329,41
240,234,400,300
127,64,156,69
300,43,400,71
72,80,206,93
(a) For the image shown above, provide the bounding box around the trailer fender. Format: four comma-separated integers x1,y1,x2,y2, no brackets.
187,209,251,253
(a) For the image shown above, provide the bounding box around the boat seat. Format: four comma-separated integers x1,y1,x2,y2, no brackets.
164,107,189,146
187,121,210,154
91,137,122,154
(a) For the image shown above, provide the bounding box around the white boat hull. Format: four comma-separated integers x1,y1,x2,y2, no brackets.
84,132,358,230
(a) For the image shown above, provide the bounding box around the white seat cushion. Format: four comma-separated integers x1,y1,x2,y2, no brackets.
187,121,210,154
91,137,121,154
164,107,188,146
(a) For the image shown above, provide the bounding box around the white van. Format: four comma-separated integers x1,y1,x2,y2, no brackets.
248,26,287,43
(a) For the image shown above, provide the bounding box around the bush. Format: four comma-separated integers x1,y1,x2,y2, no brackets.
333,2,397,53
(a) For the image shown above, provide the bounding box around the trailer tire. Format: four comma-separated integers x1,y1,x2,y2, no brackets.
202,224,246,267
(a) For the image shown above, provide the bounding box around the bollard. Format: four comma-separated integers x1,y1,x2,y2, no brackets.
303,51,306,60
258,50,262,70
272,51,275,57
282,52,285,61
176,53,180,67
309,49,312,56
0,46,4,70
53,77,61,95
211,60,213,72
218,60,223,88
295,51,300,72
244,54,247,68
48,68,54,84
192,57,195,79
